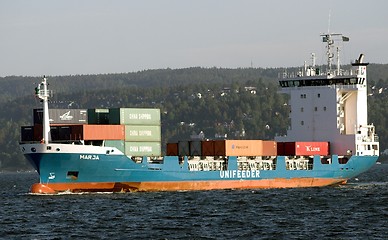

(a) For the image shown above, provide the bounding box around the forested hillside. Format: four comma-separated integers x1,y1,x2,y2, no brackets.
0,65,387,170
0,68,280,104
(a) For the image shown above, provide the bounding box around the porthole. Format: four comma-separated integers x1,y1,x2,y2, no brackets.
31,147,36,152
56,148,60,152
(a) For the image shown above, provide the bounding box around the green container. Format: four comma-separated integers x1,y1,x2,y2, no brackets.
124,125,161,141
88,109,110,124
104,140,125,153
109,108,161,125
124,141,161,156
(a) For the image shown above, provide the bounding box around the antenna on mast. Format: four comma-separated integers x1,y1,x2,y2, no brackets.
321,10,349,76
327,9,331,34
321,32,349,76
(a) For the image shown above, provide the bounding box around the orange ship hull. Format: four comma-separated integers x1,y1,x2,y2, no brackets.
31,178,347,194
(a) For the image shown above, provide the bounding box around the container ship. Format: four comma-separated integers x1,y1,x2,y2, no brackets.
20,32,379,194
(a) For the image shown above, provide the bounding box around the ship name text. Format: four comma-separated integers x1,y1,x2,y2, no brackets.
80,154,100,160
219,170,260,179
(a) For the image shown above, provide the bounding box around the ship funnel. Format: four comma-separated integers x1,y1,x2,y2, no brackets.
357,54,364,64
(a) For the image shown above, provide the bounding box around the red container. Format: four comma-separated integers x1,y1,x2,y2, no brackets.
33,124,125,141
284,142,329,156
166,143,178,156
71,125,125,140
277,142,285,155
214,140,225,156
33,124,43,141
201,140,215,156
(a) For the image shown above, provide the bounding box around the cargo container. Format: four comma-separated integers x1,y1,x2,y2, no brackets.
34,125,72,142
34,109,88,125
262,140,277,156
214,140,263,156
201,140,215,156
33,124,43,141
70,125,125,140
105,140,125,153
283,142,330,156
109,108,161,125
166,143,178,156
189,141,202,156
178,141,190,156
54,126,71,141
124,141,161,156
21,126,34,142
87,109,110,124
124,125,161,141
277,142,285,156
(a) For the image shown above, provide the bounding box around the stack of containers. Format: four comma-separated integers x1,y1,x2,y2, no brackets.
89,108,161,156
21,109,89,142
166,139,277,157
21,108,161,157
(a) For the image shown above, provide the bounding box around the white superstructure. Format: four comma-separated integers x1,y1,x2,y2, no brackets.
35,76,52,143
276,33,379,156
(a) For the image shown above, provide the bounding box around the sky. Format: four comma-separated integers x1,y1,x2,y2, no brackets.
1,0,387,77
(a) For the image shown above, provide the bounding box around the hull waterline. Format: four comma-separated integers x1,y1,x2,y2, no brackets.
31,178,349,194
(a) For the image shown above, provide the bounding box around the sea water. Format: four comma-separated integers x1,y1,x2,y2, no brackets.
0,164,387,239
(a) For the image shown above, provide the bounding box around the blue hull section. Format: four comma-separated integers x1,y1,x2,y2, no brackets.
24,152,378,186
